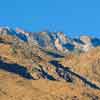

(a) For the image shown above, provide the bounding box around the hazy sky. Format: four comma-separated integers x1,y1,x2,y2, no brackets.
0,0,100,37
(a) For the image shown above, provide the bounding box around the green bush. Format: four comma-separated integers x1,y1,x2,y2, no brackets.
73,48,83,55
11,47,17,54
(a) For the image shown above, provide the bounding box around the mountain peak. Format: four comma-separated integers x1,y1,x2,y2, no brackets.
0,27,100,52
0,26,100,100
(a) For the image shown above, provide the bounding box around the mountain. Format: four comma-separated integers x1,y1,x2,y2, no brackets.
0,26,100,100
0,27,100,53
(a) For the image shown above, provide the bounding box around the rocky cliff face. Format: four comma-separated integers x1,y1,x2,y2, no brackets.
0,27,100,53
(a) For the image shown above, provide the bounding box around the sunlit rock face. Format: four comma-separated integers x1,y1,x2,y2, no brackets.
80,35,91,44
57,32,69,44
32,31,55,49
54,38,64,51
80,35,93,52
0,27,9,35
0,27,100,53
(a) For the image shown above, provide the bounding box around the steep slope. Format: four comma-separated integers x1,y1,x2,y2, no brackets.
0,66,100,100
0,27,100,100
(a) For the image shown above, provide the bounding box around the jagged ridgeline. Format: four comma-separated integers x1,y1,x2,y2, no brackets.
0,27,100,53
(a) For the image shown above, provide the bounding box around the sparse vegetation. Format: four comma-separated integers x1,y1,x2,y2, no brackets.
0,28,100,100
11,47,17,54
73,48,83,56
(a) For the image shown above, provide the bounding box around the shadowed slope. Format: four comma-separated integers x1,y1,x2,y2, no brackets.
91,38,100,47
35,65,56,80
50,60,100,90
45,50,64,58
0,60,33,80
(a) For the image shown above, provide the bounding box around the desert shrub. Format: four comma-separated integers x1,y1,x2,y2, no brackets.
92,58,100,76
0,56,2,60
73,48,83,55
21,48,33,59
12,47,17,54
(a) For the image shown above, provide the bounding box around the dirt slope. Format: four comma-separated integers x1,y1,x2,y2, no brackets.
0,33,100,100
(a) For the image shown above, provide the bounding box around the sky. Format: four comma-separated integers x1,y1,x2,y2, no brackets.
0,0,100,37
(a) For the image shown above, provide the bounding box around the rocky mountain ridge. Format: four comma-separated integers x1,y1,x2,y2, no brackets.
0,27,100,53
0,26,100,99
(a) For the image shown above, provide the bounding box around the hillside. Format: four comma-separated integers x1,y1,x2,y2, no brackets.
0,27,100,100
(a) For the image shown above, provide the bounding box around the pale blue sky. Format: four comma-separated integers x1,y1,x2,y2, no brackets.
0,0,100,37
